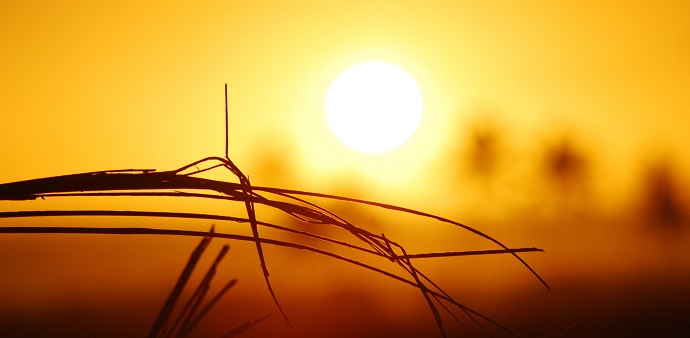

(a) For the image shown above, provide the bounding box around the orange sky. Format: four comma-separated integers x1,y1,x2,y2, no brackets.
1,1,690,337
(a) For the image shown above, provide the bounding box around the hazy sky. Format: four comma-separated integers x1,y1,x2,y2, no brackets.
2,1,689,192
1,2,689,336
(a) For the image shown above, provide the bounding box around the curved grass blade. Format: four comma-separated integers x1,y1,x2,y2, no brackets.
0,167,548,289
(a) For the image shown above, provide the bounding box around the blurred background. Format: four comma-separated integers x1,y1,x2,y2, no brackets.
1,1,689,337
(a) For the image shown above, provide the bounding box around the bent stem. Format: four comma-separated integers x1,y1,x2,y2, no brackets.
0,84,547,337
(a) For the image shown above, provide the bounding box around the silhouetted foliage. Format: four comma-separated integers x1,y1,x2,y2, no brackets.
468,126,501,177
542,138,588,190
459,115,506,180
640,160,687,232
538,137,592,214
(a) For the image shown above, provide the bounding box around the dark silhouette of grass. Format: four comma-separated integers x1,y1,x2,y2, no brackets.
149,227,213,337
219,313,271,338
0,85,548,337
146,226,267,338
0,225,541,336
166,243,228,338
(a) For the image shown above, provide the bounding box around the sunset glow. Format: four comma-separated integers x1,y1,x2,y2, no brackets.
325,61,423,154
1,1,690,337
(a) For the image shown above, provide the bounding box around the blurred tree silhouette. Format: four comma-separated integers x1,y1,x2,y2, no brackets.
539,136,591,214
542,138,587,190
467,125,502,178
459,112,508,180
639,159,687,232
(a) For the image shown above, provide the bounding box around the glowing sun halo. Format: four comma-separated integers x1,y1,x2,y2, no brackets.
325,61,423,154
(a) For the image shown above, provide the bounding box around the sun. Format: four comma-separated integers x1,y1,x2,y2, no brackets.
325,61,424,154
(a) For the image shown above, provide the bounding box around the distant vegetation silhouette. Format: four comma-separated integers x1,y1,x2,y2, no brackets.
638,159,687,232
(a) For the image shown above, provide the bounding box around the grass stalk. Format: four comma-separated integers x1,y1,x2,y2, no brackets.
148,226,214,338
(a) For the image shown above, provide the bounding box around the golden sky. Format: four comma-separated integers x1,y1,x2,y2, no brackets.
1,1,690,337
2,1,689,186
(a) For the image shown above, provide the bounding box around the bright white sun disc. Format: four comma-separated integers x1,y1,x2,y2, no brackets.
325,61,423,154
